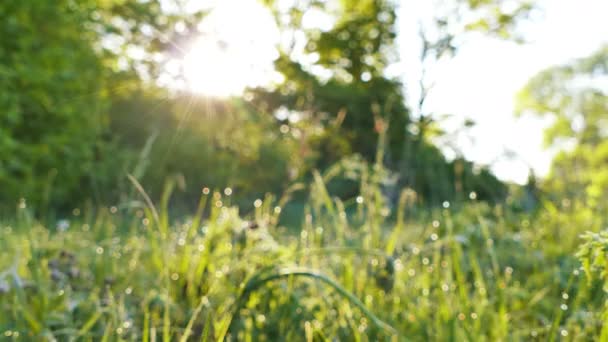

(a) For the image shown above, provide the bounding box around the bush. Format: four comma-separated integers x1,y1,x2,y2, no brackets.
0,1,108,210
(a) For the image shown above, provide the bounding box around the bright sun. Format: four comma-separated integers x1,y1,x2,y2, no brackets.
182,38,247,97
180,0,279,97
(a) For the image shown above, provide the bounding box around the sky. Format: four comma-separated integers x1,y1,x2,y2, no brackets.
178,0,608,184
397,0,608,183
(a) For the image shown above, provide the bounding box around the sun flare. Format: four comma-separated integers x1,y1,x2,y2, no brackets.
182,38,249,97
179,0,279,97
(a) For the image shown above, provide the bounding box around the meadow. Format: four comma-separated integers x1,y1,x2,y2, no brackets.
1,170,606,341
3,1,608,340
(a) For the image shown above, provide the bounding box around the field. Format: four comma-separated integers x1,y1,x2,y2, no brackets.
1,175,606,341
3,0,608,340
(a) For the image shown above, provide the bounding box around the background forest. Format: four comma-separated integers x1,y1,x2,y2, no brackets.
1,0,608,340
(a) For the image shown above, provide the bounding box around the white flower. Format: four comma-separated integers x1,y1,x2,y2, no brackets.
57,219,70,232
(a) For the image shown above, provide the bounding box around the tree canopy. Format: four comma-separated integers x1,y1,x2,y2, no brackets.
0,0,534,211
517,45,608,208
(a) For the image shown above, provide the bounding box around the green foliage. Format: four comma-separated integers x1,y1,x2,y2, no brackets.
253,0,511,206
577,230,608,339
0,0,204,211
0,0,524,212
0,1,107,209
461,0,534,40
108,88,299,209
3,0,608,340
516,45,608,211
253,0,408,168
0,161,603,340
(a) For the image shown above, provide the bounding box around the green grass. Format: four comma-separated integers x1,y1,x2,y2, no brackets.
0,175,606,340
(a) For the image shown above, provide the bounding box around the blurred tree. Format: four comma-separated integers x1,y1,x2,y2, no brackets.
0,0,532,212
0,1,106,209
253,0,408,171
253,0,524,204
403,0,534,201
0,0,204,211
108,87,299,210
516,45,608,208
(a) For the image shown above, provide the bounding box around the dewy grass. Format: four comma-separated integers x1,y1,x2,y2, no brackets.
0,166,606,340
228,267,397,336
